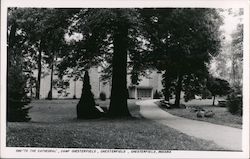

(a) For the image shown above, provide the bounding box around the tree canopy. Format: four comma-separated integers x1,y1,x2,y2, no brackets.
207,77,231,105
138,8,223,106
7,8,225,119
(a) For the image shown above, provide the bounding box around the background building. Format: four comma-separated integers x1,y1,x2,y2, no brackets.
39,67,163,99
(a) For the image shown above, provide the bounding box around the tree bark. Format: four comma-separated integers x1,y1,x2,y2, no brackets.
174,75,183,107
36,41,42,99
163,72,171,101
108,17,131,117
73,79,77,99
47,52,54,100
212,95,216,106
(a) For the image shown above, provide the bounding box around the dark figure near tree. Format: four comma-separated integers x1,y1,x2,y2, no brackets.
76,71,102,119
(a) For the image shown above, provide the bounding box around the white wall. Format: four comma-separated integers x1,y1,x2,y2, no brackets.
39,68,163,99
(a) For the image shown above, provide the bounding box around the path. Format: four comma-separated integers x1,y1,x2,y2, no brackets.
136,99,242,151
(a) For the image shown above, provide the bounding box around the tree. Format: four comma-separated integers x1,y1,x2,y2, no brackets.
60,9,147,117
182,74,205,102
76,71,102,119
9,8,78,99
142,8,223,106
230,23,243,93
161,70,176,101
42,9,77,100
209,9,243,95
56,8,222,115
7,57,32,122
207,77,231,106
7,12,32,121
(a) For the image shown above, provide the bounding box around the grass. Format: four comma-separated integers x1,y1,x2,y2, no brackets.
7,99,225,150
158,99,242,129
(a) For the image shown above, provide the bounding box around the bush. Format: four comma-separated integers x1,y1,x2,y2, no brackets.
227,93,242,116
99,92,106,101
153,90,161,99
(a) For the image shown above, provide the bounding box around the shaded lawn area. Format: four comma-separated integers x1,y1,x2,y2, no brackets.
159,99,242,129
7,99,224,150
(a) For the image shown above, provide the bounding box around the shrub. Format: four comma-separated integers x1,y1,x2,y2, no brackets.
153,90,161,99
227,93,242,116
99,92,106,101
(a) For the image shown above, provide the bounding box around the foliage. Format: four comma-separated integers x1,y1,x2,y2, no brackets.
209,9,243,95
7,57,32,122
161,70,175,101
230,23,243,92
201,88,212,99
182,74,205,102
206,77,231,105
7,16,32,121
99,92,107,101
207,77,231,97
76,71,102,119
227,93,242,116
7,8,225,118
52,8,223,115
52,79,70,98
69,9,149,117
142,8,223,106
8,8,78,99
153,90,161,99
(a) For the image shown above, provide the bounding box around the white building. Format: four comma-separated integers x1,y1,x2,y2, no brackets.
39,67,163,99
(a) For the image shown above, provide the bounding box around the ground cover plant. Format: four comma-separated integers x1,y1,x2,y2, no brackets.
7,99,225,150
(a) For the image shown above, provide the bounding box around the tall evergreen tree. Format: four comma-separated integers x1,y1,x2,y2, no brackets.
7,56,31,122
7,15,31,122
76,71,102,119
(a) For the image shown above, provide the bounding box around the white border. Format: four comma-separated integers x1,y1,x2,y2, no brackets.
1,0,249,158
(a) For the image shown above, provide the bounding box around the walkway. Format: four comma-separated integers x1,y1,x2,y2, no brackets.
136,99,242,151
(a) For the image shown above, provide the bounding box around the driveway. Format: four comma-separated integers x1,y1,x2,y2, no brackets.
136,99,242,151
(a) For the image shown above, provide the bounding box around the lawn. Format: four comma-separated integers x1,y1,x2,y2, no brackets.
158,99,242,129
7,99,224,150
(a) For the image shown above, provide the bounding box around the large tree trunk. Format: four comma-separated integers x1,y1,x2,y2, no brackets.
174,75,183,107
108,17,131,117
163,72,171,101
35,41,42,99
